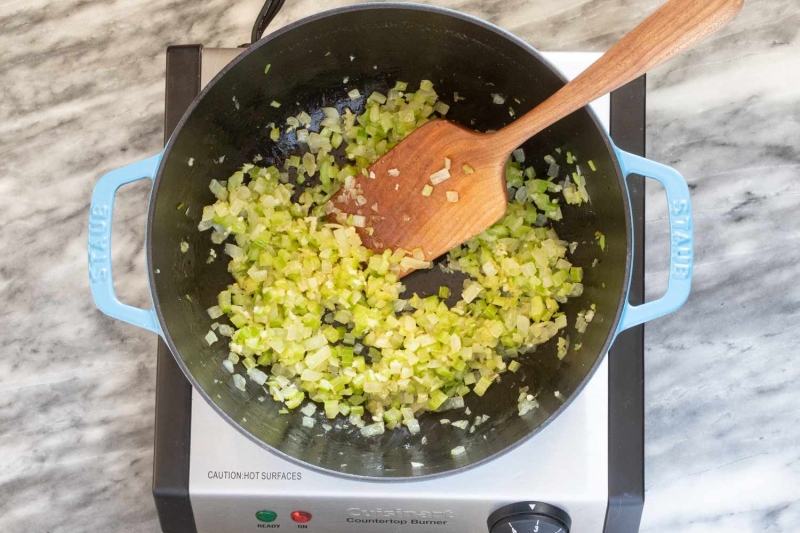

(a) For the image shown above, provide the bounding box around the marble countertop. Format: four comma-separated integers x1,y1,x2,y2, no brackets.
1,0,798,531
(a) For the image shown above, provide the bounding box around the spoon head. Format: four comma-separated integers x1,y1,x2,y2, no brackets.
328,120,509,271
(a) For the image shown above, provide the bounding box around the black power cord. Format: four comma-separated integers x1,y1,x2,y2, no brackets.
248,0,287,45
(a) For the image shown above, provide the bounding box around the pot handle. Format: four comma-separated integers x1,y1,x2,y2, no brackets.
88,153,164,335
615,149,694,332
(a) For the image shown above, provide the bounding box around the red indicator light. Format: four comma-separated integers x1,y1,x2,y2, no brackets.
291,510,312,523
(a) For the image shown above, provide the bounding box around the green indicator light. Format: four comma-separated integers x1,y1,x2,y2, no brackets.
256,510,278,522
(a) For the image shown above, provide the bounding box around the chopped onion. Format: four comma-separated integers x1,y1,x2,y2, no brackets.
491,93,505,104
400,256,432,270
388,168,400,177
233,374,246,391
446,191,459,203
450,446,466,456
429,168,451,185
518,387,538,416
247,367,268,385
434,101,450,115
360,422,385,437
224,243,244,258
421,184,433,196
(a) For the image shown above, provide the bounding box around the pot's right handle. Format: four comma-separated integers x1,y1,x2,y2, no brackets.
615,149,694,332
88,153,163,335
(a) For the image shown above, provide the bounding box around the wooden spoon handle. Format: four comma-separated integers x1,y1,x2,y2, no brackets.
492,0,744,153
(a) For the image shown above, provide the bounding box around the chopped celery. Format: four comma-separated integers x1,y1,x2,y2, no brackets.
199,79,590,432
595,231,606,252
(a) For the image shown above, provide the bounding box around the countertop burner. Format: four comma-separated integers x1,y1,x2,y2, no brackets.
153,45,646,533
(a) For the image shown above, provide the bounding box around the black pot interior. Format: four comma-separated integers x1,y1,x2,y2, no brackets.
148,5,630,479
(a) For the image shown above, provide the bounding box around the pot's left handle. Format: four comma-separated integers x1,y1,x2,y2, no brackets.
88,153,164,335
615,149,694,332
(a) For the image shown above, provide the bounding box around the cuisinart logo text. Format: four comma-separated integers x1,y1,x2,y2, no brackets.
346,507,454,526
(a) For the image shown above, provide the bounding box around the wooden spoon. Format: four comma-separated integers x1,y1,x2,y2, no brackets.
329,0,743,274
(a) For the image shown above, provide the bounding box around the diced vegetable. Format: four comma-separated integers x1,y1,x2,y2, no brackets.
595,231,606,251
360,422,385,437
198,79,591,432
517,386,538,416
429,168,451,185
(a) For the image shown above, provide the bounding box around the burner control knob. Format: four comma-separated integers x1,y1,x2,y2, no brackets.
487,502,570,533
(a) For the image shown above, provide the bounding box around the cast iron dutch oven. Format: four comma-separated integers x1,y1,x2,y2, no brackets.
87,2,694,480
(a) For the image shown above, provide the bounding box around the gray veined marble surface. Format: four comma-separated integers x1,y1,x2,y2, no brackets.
0,0,798,531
